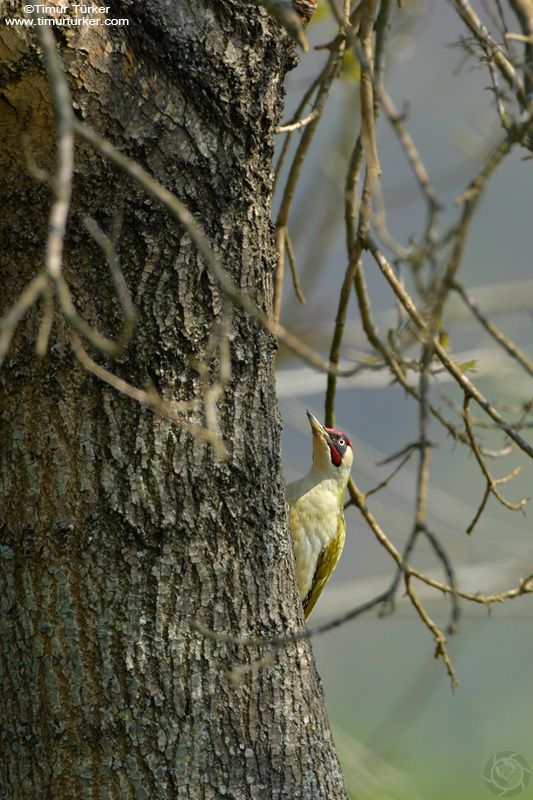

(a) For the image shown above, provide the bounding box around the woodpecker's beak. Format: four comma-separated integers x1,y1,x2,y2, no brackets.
306,410,331,444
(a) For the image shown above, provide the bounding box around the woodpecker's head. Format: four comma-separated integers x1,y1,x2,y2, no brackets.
306,410,353,481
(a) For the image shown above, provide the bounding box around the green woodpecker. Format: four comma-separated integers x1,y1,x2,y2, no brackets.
287,411,353,619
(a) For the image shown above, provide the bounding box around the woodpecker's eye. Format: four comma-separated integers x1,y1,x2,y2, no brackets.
338,437,345,447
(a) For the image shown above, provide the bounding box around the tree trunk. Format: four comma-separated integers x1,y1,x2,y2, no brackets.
0,2,348,798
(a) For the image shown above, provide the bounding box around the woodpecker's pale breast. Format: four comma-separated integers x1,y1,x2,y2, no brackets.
287,476,344,602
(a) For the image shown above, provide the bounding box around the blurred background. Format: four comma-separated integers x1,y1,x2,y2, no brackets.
275,2,533,798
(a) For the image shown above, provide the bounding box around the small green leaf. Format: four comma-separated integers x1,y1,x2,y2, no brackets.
457,359,478,373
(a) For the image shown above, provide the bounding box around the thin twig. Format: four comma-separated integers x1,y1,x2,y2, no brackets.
454,281,533,376
82,216,137,353
361,449,415,500
379,87,442,245
193,589,393,649
405,573,458,689
505,32,533,42
414,342,433,530
35,285,54,357
71,334,228,457
0,274,49,366
378,343,434,630
285,231,306,304
275,111,318,133
423,527,461,634
463,394,528,533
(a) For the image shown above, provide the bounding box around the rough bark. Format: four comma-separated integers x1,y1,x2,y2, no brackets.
0,2,348,798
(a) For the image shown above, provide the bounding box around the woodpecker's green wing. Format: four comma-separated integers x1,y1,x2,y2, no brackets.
303,513,346,619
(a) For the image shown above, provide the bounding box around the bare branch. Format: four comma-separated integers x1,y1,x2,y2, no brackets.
273,69,325,190
73,119,359,378
0,274,49,366
1,18,140,364
194,566,533,666
274,44,346,317
367,238,533,459
325,0,381,427
452,0,528,109
34,16,74,281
